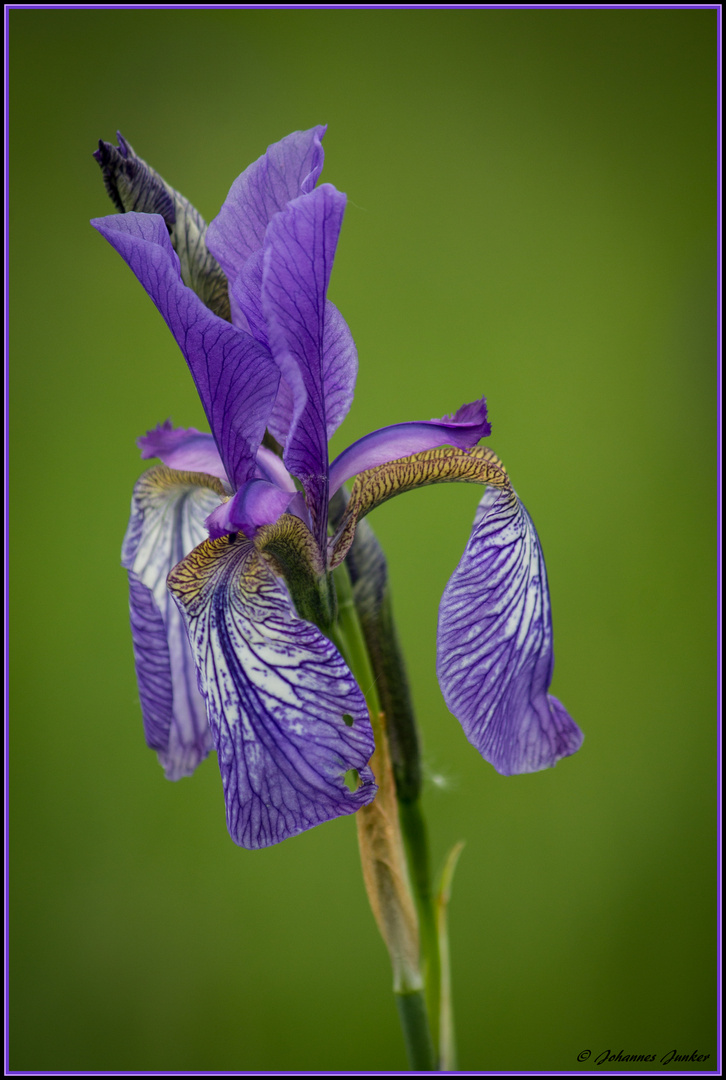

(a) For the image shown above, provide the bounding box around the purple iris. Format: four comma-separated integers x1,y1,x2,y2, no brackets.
93,126,582,849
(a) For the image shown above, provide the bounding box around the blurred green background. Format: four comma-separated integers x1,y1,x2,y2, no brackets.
10,8,716,1073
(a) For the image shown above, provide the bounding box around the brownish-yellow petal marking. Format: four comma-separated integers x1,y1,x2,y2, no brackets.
254,512,325,579
135,465,227,502
255,514,333,631
330,445,510,568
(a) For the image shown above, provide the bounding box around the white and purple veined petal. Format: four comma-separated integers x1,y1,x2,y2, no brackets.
167,535,377,849
206,125,326,285
122,467,226,780
91,213,279,490
437,485,583,774
262,183,355,547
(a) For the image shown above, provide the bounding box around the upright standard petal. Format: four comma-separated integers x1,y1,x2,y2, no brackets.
206,125,326,283
122,467,226,780
230,252,357,445
437,485,583,774
262,183,350,546
92,213,279,489
94,133,230,320
168,535,377,848
265,300,357,448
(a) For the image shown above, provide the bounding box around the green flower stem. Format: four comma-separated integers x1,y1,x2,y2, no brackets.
358,585,422,803
332,563,436,1071
343,557,443,1058
330,563,381,718
399,799,440,1052
396,990,437,1072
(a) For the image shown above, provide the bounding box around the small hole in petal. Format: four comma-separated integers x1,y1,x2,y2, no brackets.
342,713,354,727
344,768,360,792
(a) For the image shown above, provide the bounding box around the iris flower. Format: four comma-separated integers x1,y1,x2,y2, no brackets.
93,127,583,849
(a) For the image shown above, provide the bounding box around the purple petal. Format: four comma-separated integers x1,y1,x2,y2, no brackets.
437,485,583,774
138,421,228,480
94,133,231,321
328,396,491,494
231,259,358,448
266,372,296,448
168,535,377,849
122,467,226,779
265,300,357,448
254,446,297,492
231,249,268,346
262,183,349,545
318,300,357,439
205,479,294,539
232,256,357,447
206,125,326,283
92,212,279,489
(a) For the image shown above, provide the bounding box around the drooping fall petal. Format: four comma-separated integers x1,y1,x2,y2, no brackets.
121,467,226,779
329,443,506,567
437,485,583,774
168,534,377,848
